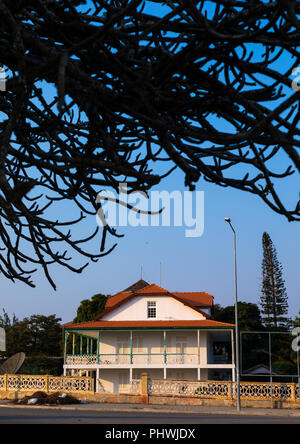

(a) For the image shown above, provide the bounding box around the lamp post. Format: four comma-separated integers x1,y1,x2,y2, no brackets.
224,217,241,411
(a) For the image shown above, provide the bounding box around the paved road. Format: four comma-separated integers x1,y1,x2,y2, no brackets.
0,407,299,424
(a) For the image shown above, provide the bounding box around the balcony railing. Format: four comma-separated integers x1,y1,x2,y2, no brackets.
132,354,164,365
166,354,199,364
65,353,215,366
66,354,98,366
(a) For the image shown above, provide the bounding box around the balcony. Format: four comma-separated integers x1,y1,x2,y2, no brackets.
65,353,201,367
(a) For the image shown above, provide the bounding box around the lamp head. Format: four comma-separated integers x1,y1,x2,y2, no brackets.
224,217,231,223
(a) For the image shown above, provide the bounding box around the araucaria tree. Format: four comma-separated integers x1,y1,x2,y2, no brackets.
0,1,299,288
260,232,289,329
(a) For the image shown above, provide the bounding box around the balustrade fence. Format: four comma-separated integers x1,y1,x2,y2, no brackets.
146,378,300,402
1,374,299,403
0,374,94,394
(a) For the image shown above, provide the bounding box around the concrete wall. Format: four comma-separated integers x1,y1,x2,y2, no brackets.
1,390,299,410
97,369,164,394
98,330,201,355
98,369,129,393
97,368,198,394
132,369,164,380
166,369,198,380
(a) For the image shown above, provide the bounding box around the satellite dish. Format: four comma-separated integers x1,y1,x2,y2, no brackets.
0,352,25,375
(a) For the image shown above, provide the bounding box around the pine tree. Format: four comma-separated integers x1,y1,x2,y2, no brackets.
260,232,289,329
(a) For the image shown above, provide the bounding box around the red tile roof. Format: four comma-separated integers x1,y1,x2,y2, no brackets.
97,286,210,321
106,285,213,312
172,292,213,308
62,282,219,329
62,320,234,329
135,284,169,294
105,292,130,309
106,284,170,309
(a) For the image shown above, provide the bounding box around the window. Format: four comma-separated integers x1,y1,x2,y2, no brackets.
160,336,165,352
117,342,128,354
213,342,231,363
176,337,187,364
133,336,143,353
116,340,129,364
147,301,156,318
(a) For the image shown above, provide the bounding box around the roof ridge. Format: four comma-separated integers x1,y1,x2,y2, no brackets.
122,279,150,293
135,283,169,293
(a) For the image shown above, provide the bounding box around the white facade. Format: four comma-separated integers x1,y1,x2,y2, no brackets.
63,283,235,393
102,295,208,321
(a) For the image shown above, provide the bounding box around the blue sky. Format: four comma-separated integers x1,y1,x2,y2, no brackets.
1,165,299,324
0,1,299,324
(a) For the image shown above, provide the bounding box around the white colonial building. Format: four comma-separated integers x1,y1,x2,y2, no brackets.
62,280,236,393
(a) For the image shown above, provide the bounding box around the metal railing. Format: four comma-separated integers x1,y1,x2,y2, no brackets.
65,354,98,365
166,354,199,365
65,353,223,366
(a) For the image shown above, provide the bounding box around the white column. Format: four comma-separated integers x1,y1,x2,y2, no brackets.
164,330,167,365
96,368,100,392
63,331,67,363
164,367,167,379
130,367,133,383
232,367,236,382
197,330,200,364
197,330,201,381
199,331,207,365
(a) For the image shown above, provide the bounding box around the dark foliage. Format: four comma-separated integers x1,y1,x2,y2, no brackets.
260,232,289,328
73,293,108,323
213,302,264,332
0,1,299,288
1,313,63,374
213,302,298,379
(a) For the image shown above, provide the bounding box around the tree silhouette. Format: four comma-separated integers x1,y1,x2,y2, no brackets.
0,1,299,288
260,232,289,329
73,293,108,323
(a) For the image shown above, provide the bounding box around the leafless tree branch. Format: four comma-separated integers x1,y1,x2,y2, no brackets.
0,0,299,288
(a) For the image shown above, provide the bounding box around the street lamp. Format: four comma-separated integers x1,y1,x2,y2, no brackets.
224,217,241,411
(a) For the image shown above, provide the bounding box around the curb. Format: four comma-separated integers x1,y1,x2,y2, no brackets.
1,403,300,418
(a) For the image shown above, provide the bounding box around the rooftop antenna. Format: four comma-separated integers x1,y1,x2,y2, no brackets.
141,265,143,280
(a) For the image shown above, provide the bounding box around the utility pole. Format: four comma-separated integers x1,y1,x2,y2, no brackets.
225,217,241,411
